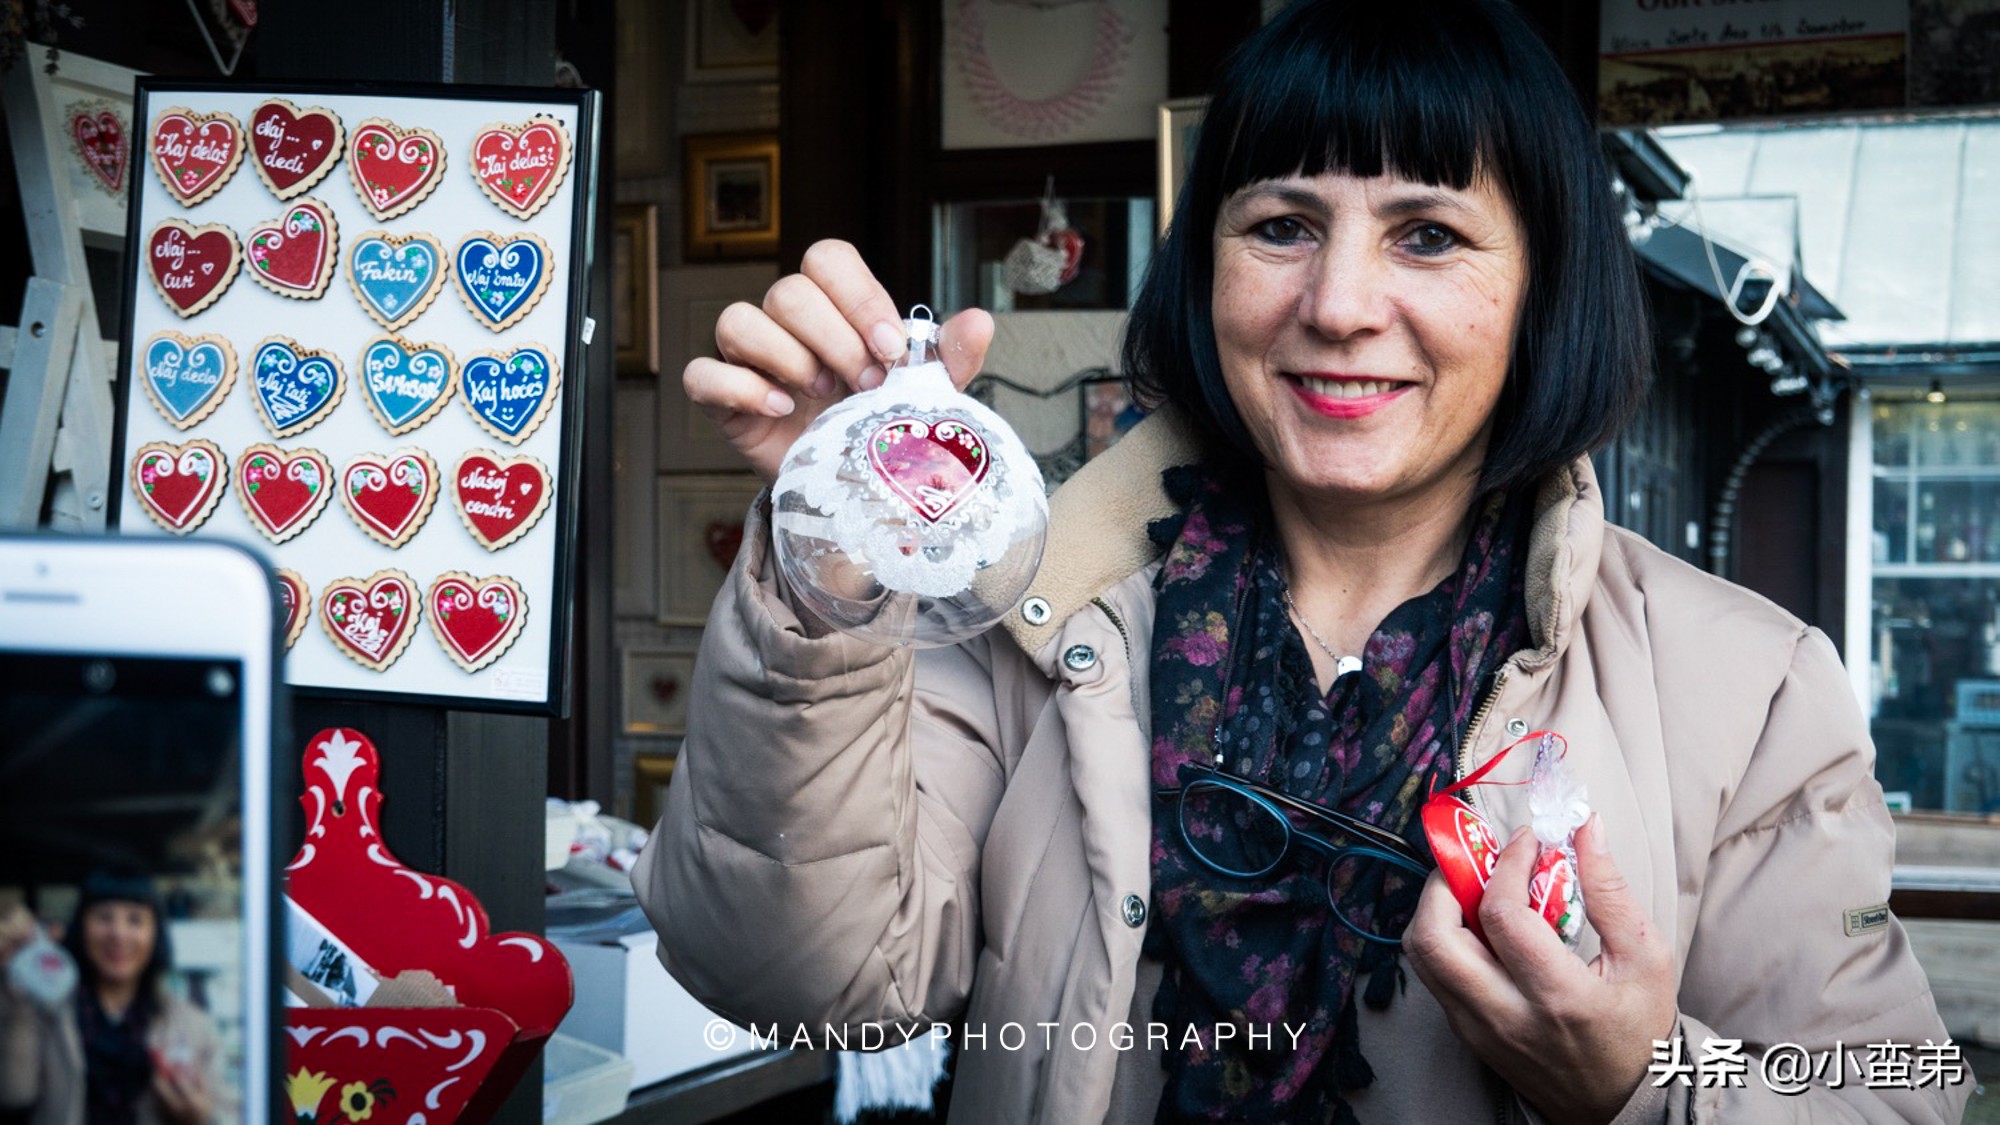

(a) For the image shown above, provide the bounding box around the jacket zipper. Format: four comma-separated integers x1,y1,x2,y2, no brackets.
1091,596,1132,657
1455,665,1509,819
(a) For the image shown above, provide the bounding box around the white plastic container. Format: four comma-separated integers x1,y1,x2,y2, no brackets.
541,1032,633,1125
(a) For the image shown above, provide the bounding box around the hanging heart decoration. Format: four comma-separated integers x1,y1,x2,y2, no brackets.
245,197,338,298
450,450,551,551
357,336,456,435
347,232,447,332
248,98,344,199
339,449,439,549
248,336,345,438
139,331,236,429
459,343,560,445
234,443,332,544
148,107,244,206
865,417,992,523
67,103,127,195
146,220,241,318
276,568,309,651
469,115,571,220
426,571,528,673
346,117,447,220
319,569,420,671
129,439,227,534
451,232,551,332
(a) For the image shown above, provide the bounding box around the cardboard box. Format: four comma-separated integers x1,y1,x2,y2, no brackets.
551,930,759,1090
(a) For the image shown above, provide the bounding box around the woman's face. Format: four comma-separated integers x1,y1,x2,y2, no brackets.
81,901,155,987
1210,169,1529,515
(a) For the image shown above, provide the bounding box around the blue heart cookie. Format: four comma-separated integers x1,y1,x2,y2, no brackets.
461,344,560,444
349,235,443,330
251,337,343,437
454,234,548,330
142,334,233,426
359,337,456,435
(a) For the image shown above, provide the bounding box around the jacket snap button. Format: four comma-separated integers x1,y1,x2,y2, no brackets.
1121,894,1147,927
1063,644,1096,671
1022,597,1052,625
1505,718,1529,737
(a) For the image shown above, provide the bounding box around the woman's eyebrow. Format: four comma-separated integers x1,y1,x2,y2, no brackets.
1224,184,1327,215
1374,190,1479,219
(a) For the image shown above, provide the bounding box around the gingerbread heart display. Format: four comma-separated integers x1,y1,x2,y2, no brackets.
249,336,345,438
452,232,552,332
245,197,338,298
129,439,226,534
248,98,344,199
339,449,439,548
427,571,528,673
138,331,236,429
346,117,447,220
234,443,332,544
469,116,571,220
460,343,560,445
866,418,992,522
146,220,241,318
319,569,420,671
347,232,447,331
275,568,309,650
450,450,551,551
148,108,244,206
67,103,126,195
357,336,456,435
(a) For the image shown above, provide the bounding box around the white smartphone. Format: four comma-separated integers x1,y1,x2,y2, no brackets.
0,534,281,1125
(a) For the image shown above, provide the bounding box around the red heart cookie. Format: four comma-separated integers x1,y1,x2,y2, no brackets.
469,116,571,220
275,568,309,650
234,443,332,544
68,104,126,195
129,439,226,534
319,569,419,671
148,107,244,206
339,449,439,548
449,450,551,551
146,220,242,318
246,197,338,298
347,117,447,220
248,98,344,199
426,571,528,673
866,417,992,523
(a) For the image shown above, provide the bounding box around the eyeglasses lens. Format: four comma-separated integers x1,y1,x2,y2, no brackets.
1179,780,1289,876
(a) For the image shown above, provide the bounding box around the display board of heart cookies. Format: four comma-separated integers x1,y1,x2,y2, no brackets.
111,81,595,714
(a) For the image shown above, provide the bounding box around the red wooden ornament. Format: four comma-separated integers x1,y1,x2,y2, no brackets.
285,728,571,1124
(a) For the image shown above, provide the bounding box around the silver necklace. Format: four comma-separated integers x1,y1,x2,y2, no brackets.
1280,582,1363,680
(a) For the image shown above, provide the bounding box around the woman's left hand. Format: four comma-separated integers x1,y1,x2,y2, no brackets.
1403,814,1678,1124
151,1064,213,1125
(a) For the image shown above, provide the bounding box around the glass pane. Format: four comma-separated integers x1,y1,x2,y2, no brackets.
1874,402,1910,467
1870,577,2000,813
1873,478,1909,564
935,197,1147,313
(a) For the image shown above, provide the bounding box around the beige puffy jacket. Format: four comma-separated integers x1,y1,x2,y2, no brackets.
633,409,1971,1123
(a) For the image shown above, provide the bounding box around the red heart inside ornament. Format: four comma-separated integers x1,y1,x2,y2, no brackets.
430,577,519,665
246,202,331,291
71,110,126,192
350,122,442,214
453,454,547,548
150,113,239,202
238,449,327,537
147,225,235,314
344,455,435,542
322,576,414,665
472,122,564,211
250,102,338,194
134,447,221,529
866,417,991,523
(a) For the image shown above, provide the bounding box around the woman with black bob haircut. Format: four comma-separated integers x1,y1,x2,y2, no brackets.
640,0,1969,1120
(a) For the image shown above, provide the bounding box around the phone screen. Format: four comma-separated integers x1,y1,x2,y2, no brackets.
0,651,255,1122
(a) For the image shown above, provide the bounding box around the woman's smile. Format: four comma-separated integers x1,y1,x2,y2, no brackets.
1286,374,1414,418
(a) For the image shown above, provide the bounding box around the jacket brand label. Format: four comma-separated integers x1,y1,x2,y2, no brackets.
1844,903,1890,937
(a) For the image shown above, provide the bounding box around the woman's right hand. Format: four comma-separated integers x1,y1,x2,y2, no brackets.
684,239,995,483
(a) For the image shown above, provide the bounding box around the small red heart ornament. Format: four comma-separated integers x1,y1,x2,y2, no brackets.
248,98,343,198
130,439,226,534
470,116,570,219
347,117,447,220
704,520,744,571
146,220,241,317
245,198,337,296
69,106,126,194
148,108,243,205
319,570,419,671
427,571,528,672
867,417,991,523
450,450,551,551
340,450,439,549
234,443,331,543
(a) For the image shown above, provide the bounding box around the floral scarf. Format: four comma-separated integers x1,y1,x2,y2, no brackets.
1144,466,1532,1124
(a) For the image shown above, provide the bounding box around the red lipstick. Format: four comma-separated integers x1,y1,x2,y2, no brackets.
1287,375,1410,419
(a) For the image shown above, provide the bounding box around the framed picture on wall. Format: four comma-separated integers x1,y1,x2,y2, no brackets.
1158,96,1205,235
657,473,765,624
613,203,660,376
622,649,697,735
658,264,779,471
686,0,779,83
683,132,780,260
